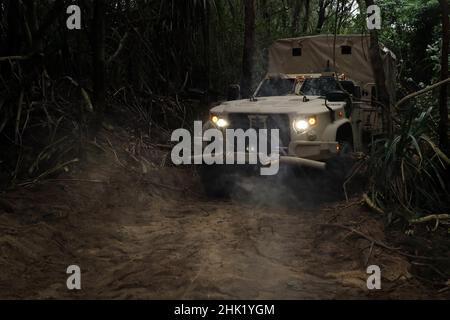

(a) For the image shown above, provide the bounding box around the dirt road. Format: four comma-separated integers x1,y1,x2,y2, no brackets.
0,133,444,299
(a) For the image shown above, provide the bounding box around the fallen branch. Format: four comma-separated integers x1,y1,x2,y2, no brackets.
17,158,80,187
396,77,450,109
320,223,450,261
149,143,173,150
108,31,129,64
411,214,449,231
0,55,31,62
362,193,384,214
41,178,106,184
106,137,126,168
411,261,448,279
364,241,375,267
410,214,450,224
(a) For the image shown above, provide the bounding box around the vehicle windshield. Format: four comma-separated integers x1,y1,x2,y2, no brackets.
255,78,295,97
300,77,338,96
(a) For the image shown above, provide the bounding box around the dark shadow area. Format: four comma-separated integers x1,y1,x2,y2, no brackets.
224,166,353,209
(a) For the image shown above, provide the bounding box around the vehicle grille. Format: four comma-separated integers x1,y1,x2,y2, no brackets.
227,113,290,151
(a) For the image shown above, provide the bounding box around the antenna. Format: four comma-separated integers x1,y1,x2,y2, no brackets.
333,0,340,71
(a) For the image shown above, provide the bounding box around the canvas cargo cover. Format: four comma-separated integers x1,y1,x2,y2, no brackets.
268,34,396,95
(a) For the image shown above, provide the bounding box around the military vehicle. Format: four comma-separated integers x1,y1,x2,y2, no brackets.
200,35,396,197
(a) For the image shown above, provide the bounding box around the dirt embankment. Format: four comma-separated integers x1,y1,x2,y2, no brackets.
0,127,448,299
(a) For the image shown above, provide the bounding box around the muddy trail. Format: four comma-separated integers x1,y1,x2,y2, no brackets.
0,129,447,299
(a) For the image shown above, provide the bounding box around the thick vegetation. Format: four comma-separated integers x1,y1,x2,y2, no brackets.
0,0,448,225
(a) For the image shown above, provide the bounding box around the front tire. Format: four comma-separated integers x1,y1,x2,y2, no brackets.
326,141,355,184
198,165,235,198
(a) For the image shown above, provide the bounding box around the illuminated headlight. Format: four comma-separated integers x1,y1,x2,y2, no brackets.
293,119,309,131
294,116,317,132
216,119,229,127
211,115,229,128
308,116,317,126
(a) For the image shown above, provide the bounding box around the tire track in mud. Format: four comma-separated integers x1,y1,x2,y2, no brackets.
0,190,365,299
67,195,366,299
0,166,437,299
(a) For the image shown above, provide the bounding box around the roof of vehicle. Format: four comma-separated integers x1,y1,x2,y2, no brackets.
265,72,349,80
265,73,323,80
268,34,396,89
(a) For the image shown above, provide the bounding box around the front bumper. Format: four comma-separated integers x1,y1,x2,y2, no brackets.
288,140,339,160
190,152,326,171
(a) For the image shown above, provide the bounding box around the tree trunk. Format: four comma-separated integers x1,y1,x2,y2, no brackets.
438,0,449,152
2,0,21,79
6,0,21,55
364,0,392,136
260,0,271,38
241,0,256,98
291,0,302,35
32,0,69,53
92,0,106,131
203,1,211,103
316,0,327,33
302,0,311,33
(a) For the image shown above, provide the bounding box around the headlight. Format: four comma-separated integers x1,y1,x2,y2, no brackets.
216,118,229,128
308,116,317,126
211,115,229,128
294,116,317,132
293,119,309,131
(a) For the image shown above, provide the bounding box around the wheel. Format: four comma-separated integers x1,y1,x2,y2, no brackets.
326,141,355,184
198,165,235,198
338,140,353,155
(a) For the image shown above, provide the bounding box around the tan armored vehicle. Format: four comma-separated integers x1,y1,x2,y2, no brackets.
200,35,396,196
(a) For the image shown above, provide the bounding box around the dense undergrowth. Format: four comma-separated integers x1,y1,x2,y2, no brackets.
362,95,449,227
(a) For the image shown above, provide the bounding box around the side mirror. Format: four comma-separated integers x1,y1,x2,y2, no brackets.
326,90,348,102
227,84,241,101
339,80,357,96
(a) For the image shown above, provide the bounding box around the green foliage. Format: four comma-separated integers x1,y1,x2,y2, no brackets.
366,105,449,222
0,0,448,193
377,0,443,92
